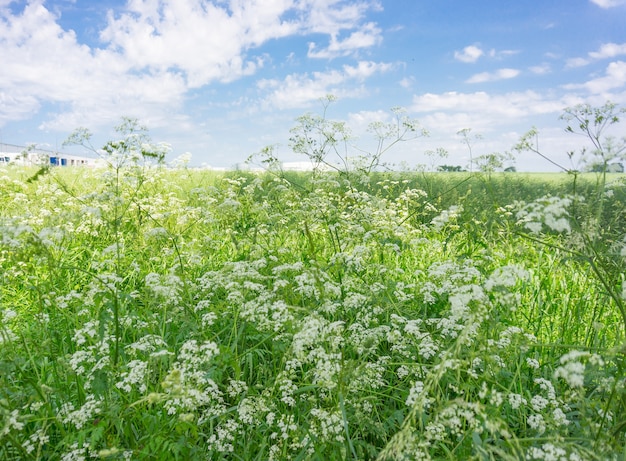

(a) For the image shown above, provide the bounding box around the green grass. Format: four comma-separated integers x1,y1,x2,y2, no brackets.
1,164,625,460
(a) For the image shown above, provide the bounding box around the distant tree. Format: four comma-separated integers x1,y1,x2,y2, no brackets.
588,162,624,173
504,166,517,173
437,164,465,172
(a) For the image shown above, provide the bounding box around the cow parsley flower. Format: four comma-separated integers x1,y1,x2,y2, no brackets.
508,393,527,410
527,414,546,434
58,395,102,430
116,360,148,393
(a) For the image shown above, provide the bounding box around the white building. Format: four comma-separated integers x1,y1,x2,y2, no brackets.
0,143,98,167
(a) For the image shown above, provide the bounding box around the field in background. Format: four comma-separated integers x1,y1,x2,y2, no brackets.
1,164,625,460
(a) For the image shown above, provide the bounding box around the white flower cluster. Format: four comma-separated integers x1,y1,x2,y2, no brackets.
309,408,345,443
431,205,463,231
58,395,103,430
553,350,604,389
515,195,577,234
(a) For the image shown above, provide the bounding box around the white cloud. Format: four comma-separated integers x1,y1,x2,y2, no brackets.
566,42,626,68
258,61,393,109
563,61,626,94
529,64,551,75
100,0,300,86
0,92,41,125
589,42,626,59
466,68,520,83
347,109,390,132
566,57,591,68
488,48,519,59
307,22,382,59
302,0,382,34
454,45,484,63
299,0,383,58
590,0,626,7
0,0,385,132
411,90,573,123
407,91,598,171
454,45,518,63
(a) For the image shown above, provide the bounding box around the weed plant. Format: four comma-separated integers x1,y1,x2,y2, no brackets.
0,104,625,460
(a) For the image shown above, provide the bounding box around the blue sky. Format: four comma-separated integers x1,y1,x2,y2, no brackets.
1,0,626,171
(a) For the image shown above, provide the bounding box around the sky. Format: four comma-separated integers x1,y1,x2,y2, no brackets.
1,0,626,171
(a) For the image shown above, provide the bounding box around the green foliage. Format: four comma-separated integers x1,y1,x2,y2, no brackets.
1,104,626,460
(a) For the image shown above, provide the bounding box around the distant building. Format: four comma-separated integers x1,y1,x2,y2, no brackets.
0,143,98,167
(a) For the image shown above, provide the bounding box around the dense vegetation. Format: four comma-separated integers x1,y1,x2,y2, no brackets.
1,105,625,460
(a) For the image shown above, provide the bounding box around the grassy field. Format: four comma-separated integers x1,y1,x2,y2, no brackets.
1,161,625,460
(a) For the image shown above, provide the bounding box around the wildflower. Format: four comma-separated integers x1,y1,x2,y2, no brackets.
530,395,550,412
485,265,530,290
526,358,540,369
526,442,569,460
116,360,149,393
533,378,557,402
1,409,24,437
310,408,345,443
227,379,248,398
58,395,103,430
406,381,434,410
508,393,527,410
552,407,570,426
553,350,602,389
207,419,239,453
527,414,546,434
431,205,463,231
22,428,49,454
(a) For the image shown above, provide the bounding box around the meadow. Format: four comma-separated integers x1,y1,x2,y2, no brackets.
1,107,626,460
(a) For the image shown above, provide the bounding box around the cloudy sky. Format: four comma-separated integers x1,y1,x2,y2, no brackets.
1,0,626,170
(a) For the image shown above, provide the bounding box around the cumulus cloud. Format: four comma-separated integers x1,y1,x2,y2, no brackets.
563,61,626,94
307,22,382,59
0,0,384,130
567,42,626,68
299,0,383,59
454,45,484,63
454,45,518,63
466,68,520,83
589,42,626,59
258,61,393,109
99,0,300,86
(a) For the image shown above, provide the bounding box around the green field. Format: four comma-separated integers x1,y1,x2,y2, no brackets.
1,160,626,460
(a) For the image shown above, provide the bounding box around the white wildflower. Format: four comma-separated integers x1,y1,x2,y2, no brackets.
310,408,344,443
526,358,540,369
431,205,462,231
406,381,425,407
508,393,527,410
534,378,557,401
553,350,601,389
1,409,24,437
553,407,570,426
227,379,248,398
527,413,546,434
531,395,550,412
58,395,102,430
485,265,530,290
116,360,148,393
